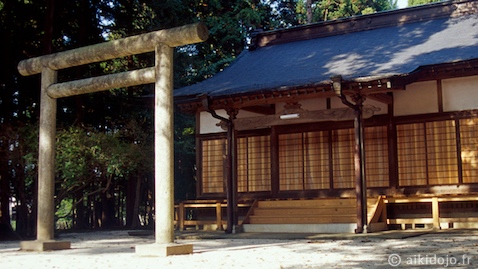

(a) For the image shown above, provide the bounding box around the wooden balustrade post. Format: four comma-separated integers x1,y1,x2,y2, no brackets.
216,202,223,231
432,197,441,229
179,203,185,231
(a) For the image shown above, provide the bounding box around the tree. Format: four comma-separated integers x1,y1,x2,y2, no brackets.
0,0,47,239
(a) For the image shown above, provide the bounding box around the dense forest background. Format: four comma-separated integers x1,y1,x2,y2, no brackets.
1,0,441,240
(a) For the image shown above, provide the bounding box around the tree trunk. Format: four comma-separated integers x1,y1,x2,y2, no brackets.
306,0,313,24
43,0,55,54
132,176,142,228
100,191,115,228
74,190,87,229
0,174,18,240
126,175,142,228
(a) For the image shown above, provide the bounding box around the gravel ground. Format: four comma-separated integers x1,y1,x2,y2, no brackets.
1,229,477,269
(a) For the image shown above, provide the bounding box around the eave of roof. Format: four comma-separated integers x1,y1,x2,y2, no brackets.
174,0,478,111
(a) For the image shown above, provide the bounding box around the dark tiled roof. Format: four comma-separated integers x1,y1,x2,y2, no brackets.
174,2,478,99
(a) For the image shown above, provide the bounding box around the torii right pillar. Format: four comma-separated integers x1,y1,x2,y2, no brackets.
135,43,193,256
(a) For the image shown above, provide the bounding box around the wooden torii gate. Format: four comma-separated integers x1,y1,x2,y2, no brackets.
17,23,208,256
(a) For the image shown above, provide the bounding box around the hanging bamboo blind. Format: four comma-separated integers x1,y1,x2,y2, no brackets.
460,118,478,183
279,133,304,190
332,128,355,189
426,120,458,185
303,131,330,189
278,131,331,191
277,127,389,191
397,120,458,186
397,123,427,186
365,126,390,187
237,135,271,192
201,138,226,193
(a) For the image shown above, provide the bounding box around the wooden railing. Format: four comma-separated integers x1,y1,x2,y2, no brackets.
174,200,253,231
174,195,478,232
385,195,478,229
367,195,388,232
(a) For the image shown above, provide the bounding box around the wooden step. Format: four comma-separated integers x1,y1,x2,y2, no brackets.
253,207,356,216
257,199,356,208
253,208,375,217
257,198,378,209
244,198,381,225
249,215,357,224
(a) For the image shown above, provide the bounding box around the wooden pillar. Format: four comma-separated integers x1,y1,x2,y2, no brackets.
20,68,70,251
225,109,238,233
333,75,367,234
353,95,368,233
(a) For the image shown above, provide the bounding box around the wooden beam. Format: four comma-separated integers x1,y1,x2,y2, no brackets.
241,105,275,115
367,93,393,105
177,81,402,113
233,105,379,131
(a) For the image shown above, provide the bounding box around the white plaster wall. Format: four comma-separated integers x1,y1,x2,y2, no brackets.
442,75,478,112
394,81,438,116
199,110,228,134
364,98,388,115
330,97,348,109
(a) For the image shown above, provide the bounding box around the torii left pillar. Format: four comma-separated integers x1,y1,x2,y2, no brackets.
20,68,71,251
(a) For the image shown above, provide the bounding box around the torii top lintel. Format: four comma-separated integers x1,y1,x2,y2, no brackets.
17,22,208,76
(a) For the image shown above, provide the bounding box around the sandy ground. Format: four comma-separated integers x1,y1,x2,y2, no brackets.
1,229,477,269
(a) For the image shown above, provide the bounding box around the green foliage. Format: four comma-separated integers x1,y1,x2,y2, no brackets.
174,112,197,200
56,198,73,229
54,123,153,200
296,0,396,22
408,0,442,7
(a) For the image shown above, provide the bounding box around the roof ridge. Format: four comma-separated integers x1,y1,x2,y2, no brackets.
249,0,478,50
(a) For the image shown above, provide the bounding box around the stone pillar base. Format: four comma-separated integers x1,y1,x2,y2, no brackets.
136,243,193,257
20,240,71,251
